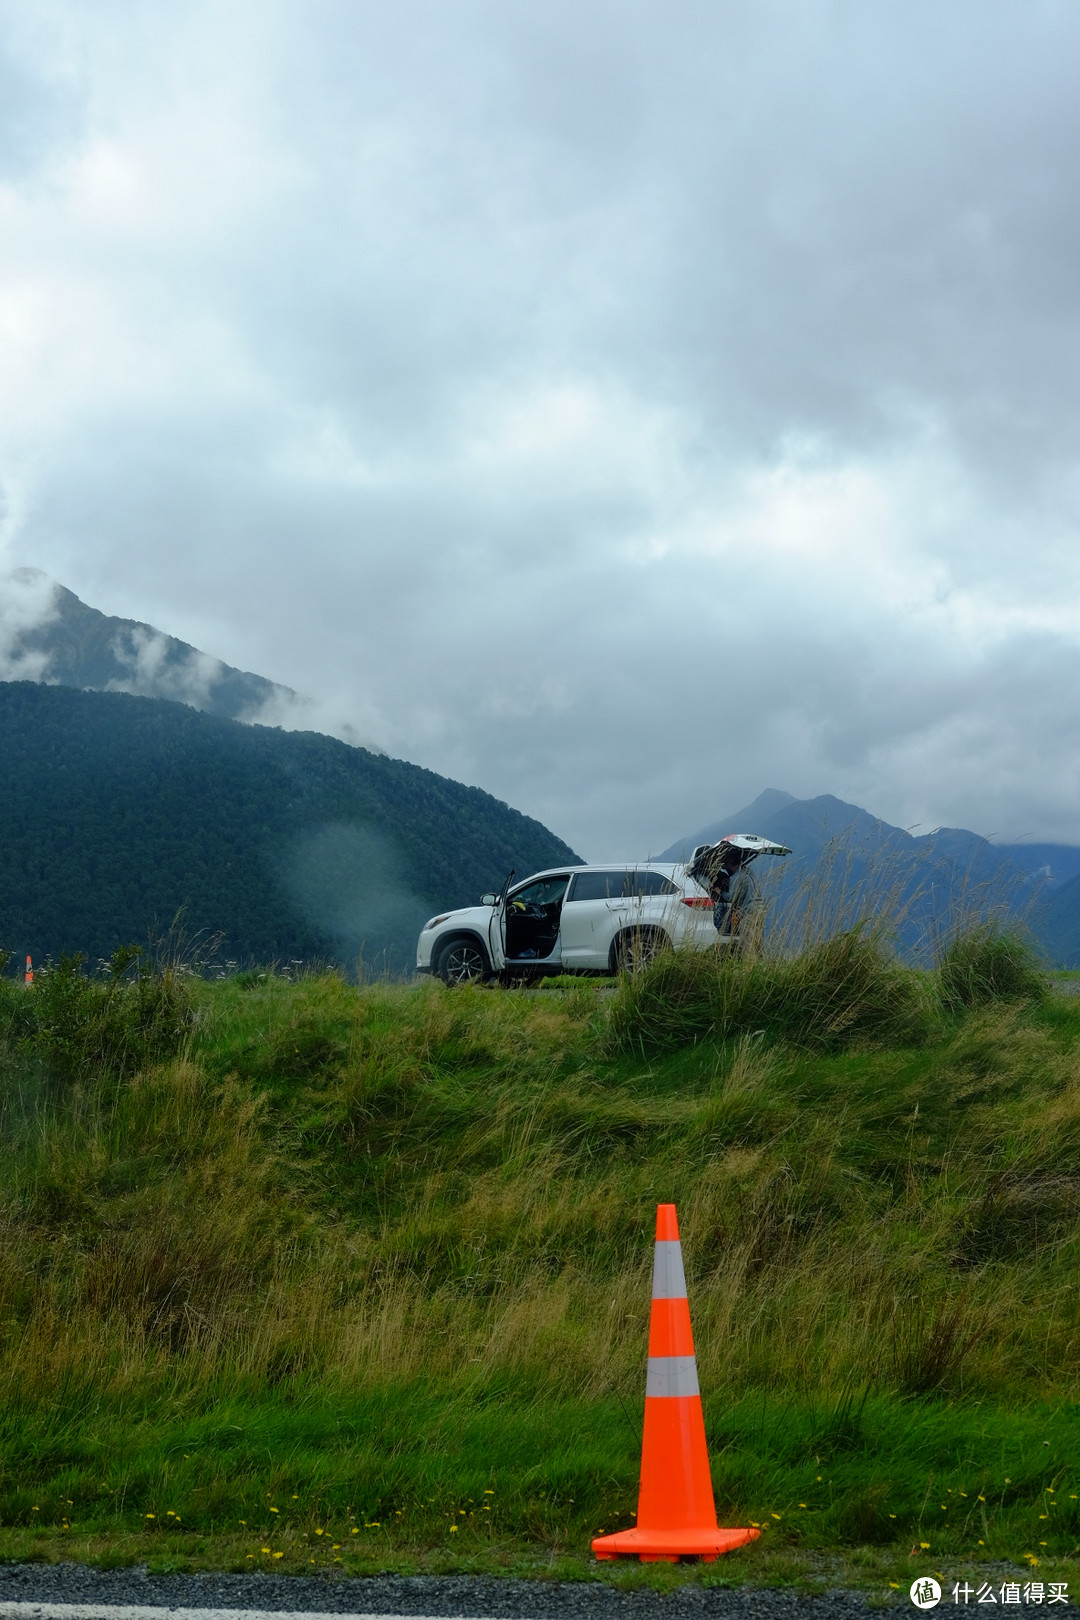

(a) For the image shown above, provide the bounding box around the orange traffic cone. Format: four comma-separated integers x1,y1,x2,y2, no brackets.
592,1203,759,1563
24,956,32,985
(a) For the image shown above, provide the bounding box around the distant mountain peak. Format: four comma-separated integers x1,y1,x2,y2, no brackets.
656,788,796,861
0,568,381,750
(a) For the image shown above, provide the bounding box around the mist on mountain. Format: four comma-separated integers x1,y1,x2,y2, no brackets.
0,569,381,750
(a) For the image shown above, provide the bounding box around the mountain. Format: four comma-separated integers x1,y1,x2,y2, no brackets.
0,682,581,973
0,568,376,744
1038,875,1080,968
995,844,1080,890
660,791,1080,963
657,790,797,860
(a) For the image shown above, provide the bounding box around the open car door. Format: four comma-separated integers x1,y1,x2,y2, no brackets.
487,868,514,972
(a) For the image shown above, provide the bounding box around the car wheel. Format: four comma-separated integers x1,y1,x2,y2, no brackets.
434,937,491,986
612,927,668,974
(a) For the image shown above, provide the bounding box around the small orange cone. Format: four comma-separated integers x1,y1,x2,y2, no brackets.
592,1203,759,1563
24,955,33,985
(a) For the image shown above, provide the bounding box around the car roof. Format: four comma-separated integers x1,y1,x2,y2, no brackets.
516,862,685,881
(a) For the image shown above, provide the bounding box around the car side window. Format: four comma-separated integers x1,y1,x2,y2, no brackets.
566,870,679,901
566,871,620,901
630,871,678,895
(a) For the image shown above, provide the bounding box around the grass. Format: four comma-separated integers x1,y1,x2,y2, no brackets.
1,930,1079,1591
607,928,932,1052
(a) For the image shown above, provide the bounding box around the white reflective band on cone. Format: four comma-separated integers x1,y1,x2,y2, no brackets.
651,1239,687,1299
645,1354,700,1397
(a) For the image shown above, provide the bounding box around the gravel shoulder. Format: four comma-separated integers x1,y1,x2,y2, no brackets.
0,1563,881,1620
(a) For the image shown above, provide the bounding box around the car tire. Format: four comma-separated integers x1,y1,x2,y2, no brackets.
611,926,669,974
434,936,492,986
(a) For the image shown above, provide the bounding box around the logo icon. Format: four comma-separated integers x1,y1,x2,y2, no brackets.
910,1577,941,1609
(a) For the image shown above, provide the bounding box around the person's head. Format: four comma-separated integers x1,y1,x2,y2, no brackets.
719,844,745,873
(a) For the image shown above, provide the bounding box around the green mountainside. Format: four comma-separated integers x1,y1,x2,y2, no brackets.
0,682,581,971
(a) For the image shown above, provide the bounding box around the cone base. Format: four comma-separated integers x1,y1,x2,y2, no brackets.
592,1526,760,1563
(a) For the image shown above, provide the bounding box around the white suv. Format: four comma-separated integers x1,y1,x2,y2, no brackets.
414,835,786,984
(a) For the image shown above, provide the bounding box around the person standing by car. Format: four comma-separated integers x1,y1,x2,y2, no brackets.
687,833,788,951
707,846,755,935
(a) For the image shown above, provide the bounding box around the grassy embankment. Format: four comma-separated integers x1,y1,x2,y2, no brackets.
1,932,1080,1591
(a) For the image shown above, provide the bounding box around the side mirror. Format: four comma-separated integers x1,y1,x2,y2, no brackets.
480,892,498,906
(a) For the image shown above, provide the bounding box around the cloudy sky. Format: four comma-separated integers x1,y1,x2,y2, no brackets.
1,0,1079,857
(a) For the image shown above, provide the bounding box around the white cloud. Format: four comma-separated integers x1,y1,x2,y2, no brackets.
0,566,57,678
103,623,225,708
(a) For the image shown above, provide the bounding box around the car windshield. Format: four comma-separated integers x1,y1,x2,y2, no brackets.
510,876,570,906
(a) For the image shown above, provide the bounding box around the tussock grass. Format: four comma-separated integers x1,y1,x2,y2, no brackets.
609,898,1047,1055
938,925,1049,1011
608,929,929,1054
0,934,1077,1577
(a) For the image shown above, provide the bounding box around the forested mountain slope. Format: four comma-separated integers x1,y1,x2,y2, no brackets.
0,682,580,971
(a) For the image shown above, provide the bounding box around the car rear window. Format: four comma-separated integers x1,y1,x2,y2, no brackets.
567,869,679,901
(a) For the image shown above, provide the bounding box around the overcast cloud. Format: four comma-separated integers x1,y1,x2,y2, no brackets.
2,0,1079,856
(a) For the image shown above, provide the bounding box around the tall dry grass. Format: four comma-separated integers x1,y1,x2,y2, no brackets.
0,952,1077,1424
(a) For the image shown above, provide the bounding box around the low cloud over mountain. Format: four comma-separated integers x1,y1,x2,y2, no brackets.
0,569,380,748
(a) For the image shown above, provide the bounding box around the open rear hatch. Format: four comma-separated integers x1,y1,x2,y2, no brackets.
686,832,791,889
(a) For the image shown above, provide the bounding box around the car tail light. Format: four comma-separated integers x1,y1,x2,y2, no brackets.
680,896,713,908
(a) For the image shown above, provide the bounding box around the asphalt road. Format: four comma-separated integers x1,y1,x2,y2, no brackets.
0,1564,882,1620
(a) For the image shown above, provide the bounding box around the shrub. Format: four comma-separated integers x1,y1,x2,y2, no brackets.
14,946,195,1080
